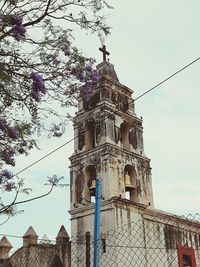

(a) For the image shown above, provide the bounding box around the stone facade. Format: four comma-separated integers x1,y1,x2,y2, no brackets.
0,226,70,267
69,59,200,266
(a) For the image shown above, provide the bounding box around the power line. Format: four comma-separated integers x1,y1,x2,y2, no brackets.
13,136,77,178
0,232,56,242
11,56,200,178
134,56,200,101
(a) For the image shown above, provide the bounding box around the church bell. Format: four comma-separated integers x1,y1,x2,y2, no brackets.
89,179,96,196
124,172,135,191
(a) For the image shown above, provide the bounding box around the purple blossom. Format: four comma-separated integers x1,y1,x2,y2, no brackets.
2,149,16,166
30,90,42,102
70,68,77,76
70,67,85,82
30,72,47,94
18,147,25,154
89,70,99,83
52,57,61,65
87,57,96,64
21,140,28,146
10,14,23,26
2,170,13,179
78,73,84,82
62,45,71,56
9,128,19,140
10,158,16,167
4,156,15,166
5,182,15,192
0,119,6,131
5,156,15,166
48,54,61,65
86,65,92,72
65,50,71,56
30,71,43,81
82,83,93,101
12,25,26,41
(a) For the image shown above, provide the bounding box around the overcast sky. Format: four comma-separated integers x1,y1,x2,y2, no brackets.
2,0,200,250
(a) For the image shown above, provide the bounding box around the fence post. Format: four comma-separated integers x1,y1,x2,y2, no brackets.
93,179,101,267
86,232,91,267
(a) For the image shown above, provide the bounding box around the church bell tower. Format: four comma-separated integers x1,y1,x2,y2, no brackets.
69,46,154,237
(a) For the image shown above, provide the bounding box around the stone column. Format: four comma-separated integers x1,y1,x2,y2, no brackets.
0,236,12,259
23,226,38,247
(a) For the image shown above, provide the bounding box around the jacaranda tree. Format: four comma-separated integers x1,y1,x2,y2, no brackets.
0,0,111,220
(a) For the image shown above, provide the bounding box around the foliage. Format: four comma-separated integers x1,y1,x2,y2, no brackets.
0,0,111,216
0,174,64,224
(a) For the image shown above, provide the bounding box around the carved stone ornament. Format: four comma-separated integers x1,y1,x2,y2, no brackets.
78,131,85,150
136,179,142,196
114,116,123,144
111,92,129,111
95,124,102,145
83,92,100,111
90,156,101,172
129,128,138,149
75,172,84,203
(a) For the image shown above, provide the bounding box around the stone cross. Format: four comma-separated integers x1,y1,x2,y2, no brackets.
99,45,110,61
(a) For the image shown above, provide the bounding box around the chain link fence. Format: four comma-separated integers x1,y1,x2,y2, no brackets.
71,213,200,267
2,213,200,266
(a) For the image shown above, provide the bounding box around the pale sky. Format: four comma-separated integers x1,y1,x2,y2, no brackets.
1,0,200,250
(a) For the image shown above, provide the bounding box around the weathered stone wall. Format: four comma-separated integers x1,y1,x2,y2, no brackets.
9,245,58,267
70,199,200,266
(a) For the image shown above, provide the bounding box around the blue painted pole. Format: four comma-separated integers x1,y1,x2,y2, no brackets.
93,179,101,267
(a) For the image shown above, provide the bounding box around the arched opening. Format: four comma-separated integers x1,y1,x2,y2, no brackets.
124,165,137,201
85,121,95,150
83,165,97,203
120,122,130,150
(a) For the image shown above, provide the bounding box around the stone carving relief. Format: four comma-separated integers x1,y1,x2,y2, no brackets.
95,123,103,145
142,173,149,196
78,123,85,150
136,179,142,196
102,89,110,100
75,172,84,204
111,92,129,111
90,92,100,108
83,92,100,111
137,128,144,150
91,156,101,173
108,155,119,165
111,91,117,103
114,116,123,144
78,131,85,150
136,159,152,198
114,127,121,144
129,128,138,150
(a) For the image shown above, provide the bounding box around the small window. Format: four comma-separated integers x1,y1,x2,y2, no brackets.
177,245,196,267
82,165,96,204
183,254,192,266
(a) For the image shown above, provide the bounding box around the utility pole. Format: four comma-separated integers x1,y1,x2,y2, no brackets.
93,179,101,267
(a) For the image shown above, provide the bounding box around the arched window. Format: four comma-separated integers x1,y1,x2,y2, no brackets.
120,122,130,150
124,165,137,201
82,165,96,203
